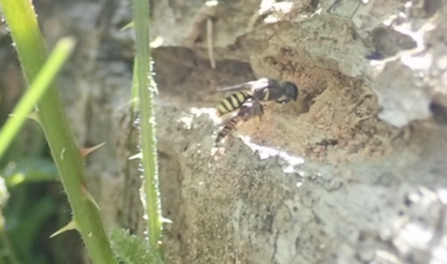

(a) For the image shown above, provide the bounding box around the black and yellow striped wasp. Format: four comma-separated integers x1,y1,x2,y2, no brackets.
216,78,299,116
215,98,264,144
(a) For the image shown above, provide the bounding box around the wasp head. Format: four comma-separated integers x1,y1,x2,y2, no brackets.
284,82,299,101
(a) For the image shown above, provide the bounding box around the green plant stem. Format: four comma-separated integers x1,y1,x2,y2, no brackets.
0,1,117,264
133,0,162,250
0,38,74,161
131,58,139,112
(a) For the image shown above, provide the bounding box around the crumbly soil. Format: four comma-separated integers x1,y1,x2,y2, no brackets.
153,47,399,164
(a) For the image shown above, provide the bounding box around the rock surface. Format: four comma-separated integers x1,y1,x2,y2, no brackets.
148,1,447,263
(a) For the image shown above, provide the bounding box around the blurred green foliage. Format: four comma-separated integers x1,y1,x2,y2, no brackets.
0,0,164,261
0,158,63,264
2,158,58,187
109,228,164,264
0,4,76,263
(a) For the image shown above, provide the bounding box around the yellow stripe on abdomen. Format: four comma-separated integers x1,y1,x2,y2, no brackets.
217,98,234,115
217,92,248,116
235,92,247,104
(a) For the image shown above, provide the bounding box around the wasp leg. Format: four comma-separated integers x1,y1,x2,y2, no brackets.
257,116,264,138
349,87,377,112
390,125,413,142
254,115,262,130
352,115,374,128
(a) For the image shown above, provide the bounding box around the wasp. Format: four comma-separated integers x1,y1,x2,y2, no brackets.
216,78,299,116
215,98,264,144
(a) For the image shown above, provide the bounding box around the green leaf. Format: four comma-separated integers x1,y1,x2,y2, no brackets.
109,227,163,264
1,158,58,187
0,37,75,162
8,197,56,256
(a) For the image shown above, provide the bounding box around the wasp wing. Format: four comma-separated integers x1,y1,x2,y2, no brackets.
217,112,239,127
216,78,270,92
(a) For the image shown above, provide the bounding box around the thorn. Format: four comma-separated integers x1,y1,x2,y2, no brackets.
120,21,134,31
150,36,164,49
161,216,173,224
60,148,66,160
129,152,142,160
80,142,106,158
50,219,77,238
27,112,41,123
119,97,139,111
9,112,41,123
81,184,101,211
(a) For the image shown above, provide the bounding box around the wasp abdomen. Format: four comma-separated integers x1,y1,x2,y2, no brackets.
215,99,264,144
217,92,251,116
216,118,240,143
